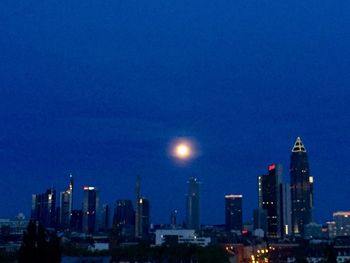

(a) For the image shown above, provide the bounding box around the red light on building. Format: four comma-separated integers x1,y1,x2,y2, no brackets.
268,164,276,171
241,229,248,235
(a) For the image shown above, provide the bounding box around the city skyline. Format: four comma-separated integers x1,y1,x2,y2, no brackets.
2,136,350,226
21,136,345,231
1,0,350,226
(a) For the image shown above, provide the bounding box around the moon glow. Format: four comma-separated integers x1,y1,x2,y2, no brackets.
175,143,191,159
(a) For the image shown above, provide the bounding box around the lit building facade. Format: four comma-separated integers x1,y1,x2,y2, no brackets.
225,194,243,232
113,199,135,239
280,183,292,237
70,209,83,232
134,177,150,239
31,188,56,228
140,197,150,237
82,186,99,234
290,137,313,236
186,177,200,231
260,164,282,238
59,174,73,229
333,211,350,236
155,229,210,247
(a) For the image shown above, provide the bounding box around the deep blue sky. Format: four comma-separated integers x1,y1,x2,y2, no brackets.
1,0,350,225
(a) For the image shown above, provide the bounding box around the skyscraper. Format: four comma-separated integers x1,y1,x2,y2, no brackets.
82,186,99,234
280,183,292,237
31,188,56,228
186,177,200,231
135,176,141,238
290,137,313,236
225,194,243,232
140,197,150,237
59,174,73,229
70,209,83,232
134,176,150,239
113,200,135,239
260,164,282,238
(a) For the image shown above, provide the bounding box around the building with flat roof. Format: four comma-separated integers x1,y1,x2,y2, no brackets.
186,177,200,231
82,186,99,234
334,211,350,237
155,229,210,246
225,194,243,232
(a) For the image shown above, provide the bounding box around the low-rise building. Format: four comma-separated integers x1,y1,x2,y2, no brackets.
155,229,210,247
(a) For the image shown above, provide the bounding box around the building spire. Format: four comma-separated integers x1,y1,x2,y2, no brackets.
292,137,306,152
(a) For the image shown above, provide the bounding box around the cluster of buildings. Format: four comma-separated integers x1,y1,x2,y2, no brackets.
1,137,350,262
26,137,350,241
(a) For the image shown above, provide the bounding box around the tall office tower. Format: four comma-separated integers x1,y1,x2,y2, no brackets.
113,200,135,239
260,164,282,238
333,212,350,236
135,176,141,238
186,177,200,231
60,174,74,229
31,188,56,228
82,186,99,234
290,137,313,236
140,197,150,237
280,183,292,237
225,195,243,232
70,209,83,232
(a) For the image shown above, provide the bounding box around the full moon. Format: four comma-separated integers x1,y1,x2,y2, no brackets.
168,137,197,162
175,143,191,159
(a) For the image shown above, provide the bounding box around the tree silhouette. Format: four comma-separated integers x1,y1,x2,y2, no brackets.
18,220,61,263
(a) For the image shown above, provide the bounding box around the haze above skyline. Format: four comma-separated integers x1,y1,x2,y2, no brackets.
1,0,350,224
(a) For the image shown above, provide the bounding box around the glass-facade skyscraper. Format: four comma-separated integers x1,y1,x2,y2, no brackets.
82,186,99,234
259,164,282,238
31,188,56,228
59,174,73,229
140,197,150,237
290,137,313,236
225,194,243,232
186,177,200,231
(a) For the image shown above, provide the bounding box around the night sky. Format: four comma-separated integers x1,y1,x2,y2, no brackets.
1,0,350,225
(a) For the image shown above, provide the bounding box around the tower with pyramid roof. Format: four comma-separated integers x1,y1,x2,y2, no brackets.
290,137,313,236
